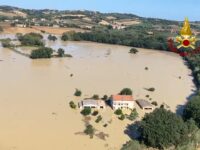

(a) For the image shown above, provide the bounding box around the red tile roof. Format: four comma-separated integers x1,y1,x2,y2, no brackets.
111,95,133,101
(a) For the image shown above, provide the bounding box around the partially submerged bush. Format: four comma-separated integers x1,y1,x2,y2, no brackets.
69,101,76,109
102,95,108,100
147,87,155,92
127,109,138,121
95,115,102,123
18,32,44,46
74,89,82,96
92,110,99,116
1,38,14,48
84,124,95,138
151,101,158,106
120,88,133,95
129,48,138,54
48,34,57,41
30,47,53,59
92,94,99,100
118,114,125,120
57,48,65,57
81,107,91,116
115,109,123,115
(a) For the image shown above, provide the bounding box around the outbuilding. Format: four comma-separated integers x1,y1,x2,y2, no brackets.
136,99,154,110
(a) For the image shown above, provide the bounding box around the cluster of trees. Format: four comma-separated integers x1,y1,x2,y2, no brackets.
30,47,53,59
61,25,169,51
1,38,14,48
17,33,44,46
186,54,200,87
183,93,200,128
122,108,200,150
48,34,57,41
61,31,81,41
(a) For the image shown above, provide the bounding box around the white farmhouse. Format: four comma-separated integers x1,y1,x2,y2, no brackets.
111,95,134,109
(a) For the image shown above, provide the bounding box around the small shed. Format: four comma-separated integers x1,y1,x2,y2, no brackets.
136,99,154,110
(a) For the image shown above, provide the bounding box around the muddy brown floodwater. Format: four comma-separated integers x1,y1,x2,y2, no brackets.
0,36,195,150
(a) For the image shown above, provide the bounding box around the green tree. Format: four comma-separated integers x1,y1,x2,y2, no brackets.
57,48,65,57
129,48,138,54
92,94,99,100
81,107,91,116
69,101,76,109
48,34,57,41
95,115,102,123
127,109,138,121
121,140,146,150
1,38,14,48
120,88,133,95
138,108,198,149
84,124,95,138
115,109,123,115
18,32,44,46
74,89,82,96
118,114,125,120
30,47,53,59
183,94,200,127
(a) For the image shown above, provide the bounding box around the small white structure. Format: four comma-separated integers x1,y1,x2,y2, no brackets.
79,99,106,109
111,95,134,109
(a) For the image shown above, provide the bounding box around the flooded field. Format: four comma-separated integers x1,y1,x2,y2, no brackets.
0,35,195,150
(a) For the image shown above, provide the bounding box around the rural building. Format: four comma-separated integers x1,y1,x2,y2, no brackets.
111,95,134,109
136,99,154,110
15,24,26,28
78,99,106,109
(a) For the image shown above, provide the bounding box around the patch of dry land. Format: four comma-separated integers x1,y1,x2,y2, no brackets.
0,39,195,150
2,25,86,35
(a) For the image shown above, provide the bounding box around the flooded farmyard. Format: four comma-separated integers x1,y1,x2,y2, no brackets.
0,35,195,150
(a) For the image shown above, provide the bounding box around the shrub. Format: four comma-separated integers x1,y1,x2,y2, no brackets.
48,34,57,41
81,107,91,116
30,47,53,59
129,48,138,54
102,95,108,100
92,110,99,116
103,124,108,127
74,89,82,96
127,109,138,121
115,109,123,115
95,115,102,123
118,114,125,120
145,67,148,70
1,38,14,48
18,32,44,46
121,140,146,150
65,54,72,57
69,101,76,109
147,87,155,92
151,101,158,106
120,88,132,95
57,48,65,57
92,94,99,100
84,124,95,138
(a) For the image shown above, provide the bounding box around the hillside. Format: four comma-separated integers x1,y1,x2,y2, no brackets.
0,5,199,34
